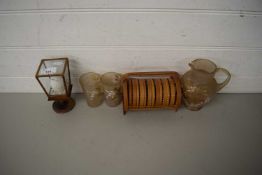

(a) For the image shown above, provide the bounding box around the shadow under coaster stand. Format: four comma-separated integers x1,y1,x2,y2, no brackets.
121,71,182,114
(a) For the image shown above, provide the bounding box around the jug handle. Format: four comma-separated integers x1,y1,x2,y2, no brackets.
215,68,231,92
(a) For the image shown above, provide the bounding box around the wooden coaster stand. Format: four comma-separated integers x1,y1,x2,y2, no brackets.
121,71,182,114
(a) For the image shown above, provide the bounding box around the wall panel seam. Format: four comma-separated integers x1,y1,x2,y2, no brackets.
0,46,262,51
0,8,261,16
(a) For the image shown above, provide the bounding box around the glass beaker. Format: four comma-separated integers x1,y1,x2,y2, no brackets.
79,72,104,107
101,72,122,107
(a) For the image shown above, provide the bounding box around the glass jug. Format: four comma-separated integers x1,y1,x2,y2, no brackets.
181,59,231,111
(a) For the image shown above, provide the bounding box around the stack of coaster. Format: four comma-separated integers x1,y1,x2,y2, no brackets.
121,71,182,114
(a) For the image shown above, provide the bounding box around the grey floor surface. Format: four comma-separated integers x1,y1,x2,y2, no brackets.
0,93,262,175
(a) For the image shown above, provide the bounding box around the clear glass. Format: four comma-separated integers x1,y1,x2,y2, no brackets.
37,59,68,96
101,72,122,107
39,59,65,75
79,72,104,107
39,76,66,95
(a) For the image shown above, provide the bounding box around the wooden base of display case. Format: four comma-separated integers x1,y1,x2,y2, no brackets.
52,97,75,113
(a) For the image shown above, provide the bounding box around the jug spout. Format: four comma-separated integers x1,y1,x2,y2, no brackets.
188,63,194,69
189,59,217,73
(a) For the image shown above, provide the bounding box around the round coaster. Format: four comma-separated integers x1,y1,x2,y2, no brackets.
139,79,147,108
174,76,182,109
122,80,128,114
162,79,170,106
147,79,155,107
132,79,139,107
168,78,176,106
128,79,133,106
154,79,163,106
